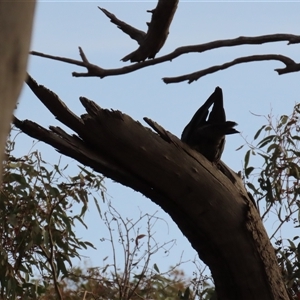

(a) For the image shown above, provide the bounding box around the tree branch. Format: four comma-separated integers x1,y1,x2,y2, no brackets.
98,7,145,45
162,54,299,84
30,34,300,81
121,0,179,62
99,0,178,62
47,203,63,300
14,76,289,299
26,74,84,130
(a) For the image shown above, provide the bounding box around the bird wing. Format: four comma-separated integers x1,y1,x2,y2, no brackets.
208,87,225,124
181,86,222,143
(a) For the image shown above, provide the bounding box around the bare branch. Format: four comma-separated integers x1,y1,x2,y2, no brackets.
163,54,298,84
121,0,179,62
99,0,178,62
143,117,173,143
98,7,145,44
30,50,86,68
26,74,84,131
275,62,300,74
30,34,300,81
14,76,289,299
47,203,63,300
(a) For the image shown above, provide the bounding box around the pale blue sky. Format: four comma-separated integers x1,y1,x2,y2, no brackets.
16,1,300,278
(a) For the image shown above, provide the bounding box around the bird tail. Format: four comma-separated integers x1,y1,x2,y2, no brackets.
223,121,239,135
208,121,239,135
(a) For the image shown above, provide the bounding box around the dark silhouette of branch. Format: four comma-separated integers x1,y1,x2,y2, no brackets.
98,7,145,45
163,54,300,84
30,34,300,81
122,0,178,62
26,74,84,130
13,76,289,299
99,0,178,62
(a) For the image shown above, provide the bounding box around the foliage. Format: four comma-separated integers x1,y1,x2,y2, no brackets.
37,203,198,300
37,203,215,300
38,265,192,300
240,103,300,299
0,134,104,299
0,132,214,299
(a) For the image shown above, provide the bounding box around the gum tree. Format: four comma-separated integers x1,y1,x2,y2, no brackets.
12,1,300,299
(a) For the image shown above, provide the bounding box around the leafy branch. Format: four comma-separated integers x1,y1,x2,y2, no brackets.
0,134,103,298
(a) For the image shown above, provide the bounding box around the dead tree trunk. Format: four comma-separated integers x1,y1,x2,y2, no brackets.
14,76,289,300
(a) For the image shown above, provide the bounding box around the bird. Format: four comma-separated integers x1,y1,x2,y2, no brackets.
181,87,239,163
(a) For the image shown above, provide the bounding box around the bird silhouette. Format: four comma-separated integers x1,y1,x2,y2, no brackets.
181,87,239,163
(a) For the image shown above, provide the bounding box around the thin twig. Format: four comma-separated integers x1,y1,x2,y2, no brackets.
104,210,122,296
269,207,297,240
47,197,65,300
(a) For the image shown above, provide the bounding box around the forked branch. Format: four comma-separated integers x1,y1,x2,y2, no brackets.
30,34,300,82
99,0,179,62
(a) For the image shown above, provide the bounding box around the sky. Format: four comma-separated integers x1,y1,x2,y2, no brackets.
15,1,300,280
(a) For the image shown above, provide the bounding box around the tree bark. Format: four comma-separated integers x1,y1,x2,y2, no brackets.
0,1,36,181
14,76,289,300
